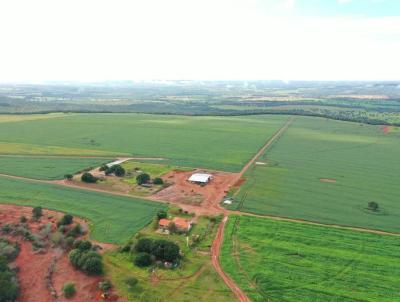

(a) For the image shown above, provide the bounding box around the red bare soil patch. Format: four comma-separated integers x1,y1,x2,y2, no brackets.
233,178,246,188
0,205,118,302
381,125,392,134
150,169,238,216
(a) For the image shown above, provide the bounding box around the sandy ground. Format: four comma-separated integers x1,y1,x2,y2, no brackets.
0,205,119,302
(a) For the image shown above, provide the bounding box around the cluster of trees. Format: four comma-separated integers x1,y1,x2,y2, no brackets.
0,256,19,302
136,173,164,186
133,238,180,267
69,240,103,275
100,164,126,177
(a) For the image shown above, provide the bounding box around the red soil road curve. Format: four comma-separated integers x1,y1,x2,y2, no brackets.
211,216,251,302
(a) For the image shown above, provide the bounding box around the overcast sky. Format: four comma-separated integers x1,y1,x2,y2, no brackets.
0,0,399,82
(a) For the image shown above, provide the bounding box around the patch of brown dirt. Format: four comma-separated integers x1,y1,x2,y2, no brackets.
233,178,246,188
150,169,239,216
381,125,392,135
0,204,118,302
320,178,337,183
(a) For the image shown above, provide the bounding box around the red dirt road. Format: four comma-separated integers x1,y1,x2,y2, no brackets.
211,216,251,302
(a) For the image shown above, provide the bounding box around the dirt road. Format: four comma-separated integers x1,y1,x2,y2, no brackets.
211,216,251,302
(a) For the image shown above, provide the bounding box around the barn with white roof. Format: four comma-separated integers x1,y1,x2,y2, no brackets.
188,173,212,184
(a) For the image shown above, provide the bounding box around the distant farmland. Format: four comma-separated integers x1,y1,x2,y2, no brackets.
233,117,400,233
221,215,400,302
0,113,288,172
0,156,111,180
0,176,165,243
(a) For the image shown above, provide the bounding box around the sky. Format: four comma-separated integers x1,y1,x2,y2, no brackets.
0,0,399,82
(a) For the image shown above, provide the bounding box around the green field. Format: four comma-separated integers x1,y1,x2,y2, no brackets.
221,215,400,302
0,113,288,172
0,156,111,180
0,176,165,243
232,117,400,232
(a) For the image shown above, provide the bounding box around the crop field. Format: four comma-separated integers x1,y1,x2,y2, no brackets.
0,176,165,243
0,113,288,172
233,116,400,232
221,215,400,302
0,156,111,179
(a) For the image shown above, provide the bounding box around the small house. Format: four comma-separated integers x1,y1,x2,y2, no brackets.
159,217,193,232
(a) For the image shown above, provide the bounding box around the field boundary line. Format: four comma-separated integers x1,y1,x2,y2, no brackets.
237,116,295,179
211,216,252,302
232,211,400,237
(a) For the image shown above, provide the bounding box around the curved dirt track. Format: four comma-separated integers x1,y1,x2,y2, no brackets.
211,216,251,302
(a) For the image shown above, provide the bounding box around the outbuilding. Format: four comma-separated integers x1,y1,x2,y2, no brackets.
188,173,212,184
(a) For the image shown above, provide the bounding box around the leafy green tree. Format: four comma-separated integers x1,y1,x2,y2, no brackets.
157,210,167,220
73,240,92,251
62,282,76,299
152,239,180,262
32,206,43,220
135,238,154,253
125,277,138,288
134,252,152,267
58,214,74,226
136,173,150,185
113,165,126,177
98,280,112,292
368,201,379,211
81,172,98,183
68,249,83,268
64,174,73,180
153,177,164,185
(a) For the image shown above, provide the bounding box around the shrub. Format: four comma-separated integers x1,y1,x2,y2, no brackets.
69,249,83,268
19,216,27,223
99,165,108,171
0,256,19,302
68,224,82,238
157,210,167,220
98,280,112,292
81,172,98,183
368,201,379,211
136,173,150,185
0,238,20,262
32,206,43,220
134,252,152,267
62,282,76,299
135,238,154,254
153,177,164,185
113,165,126,177
64,174,73,180
73,240,92,251
125,277,138,288
58,214,74,226
69,248,103,275
152,239,180,262
65,236,75,249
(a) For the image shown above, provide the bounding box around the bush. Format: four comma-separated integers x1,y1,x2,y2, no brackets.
125,277,138,288
134,252,152,267
135,238,154,254
73,240,92,251
153,177,164,185
58,214,74,226
69,249,83,268
136,173,150,185
368,201,379,211
62,282,76,299
152,239,180,262
0,256,19,302
68,224,82,238
98,280,112,292
68,248,103,275
64,174,73,180
99,165,108,171
19,216,27,223
81,172,98,183
0,238,20,262
32,206,43,220
157,210,167,220
113,165,126,177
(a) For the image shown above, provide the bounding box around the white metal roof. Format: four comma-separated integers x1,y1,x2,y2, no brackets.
106,159,128,168
188,173,212,183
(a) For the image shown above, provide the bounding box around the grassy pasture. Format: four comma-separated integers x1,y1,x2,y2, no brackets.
221,215,400,302
0,176,165,243
0,156,111,180
0,113,288,172
233,116,400,232
105,214,234,302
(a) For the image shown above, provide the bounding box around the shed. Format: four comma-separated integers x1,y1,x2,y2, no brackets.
188,173,212,184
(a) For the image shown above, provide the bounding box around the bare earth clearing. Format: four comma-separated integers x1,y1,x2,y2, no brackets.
0,205,119,302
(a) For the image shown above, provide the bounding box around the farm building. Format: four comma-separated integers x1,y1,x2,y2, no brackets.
159,217,193,232
188,173,212,184
106,159,128,168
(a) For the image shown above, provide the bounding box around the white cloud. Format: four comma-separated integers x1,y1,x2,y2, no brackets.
0,0,398,81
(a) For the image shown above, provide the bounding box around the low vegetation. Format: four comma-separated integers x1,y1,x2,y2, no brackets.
0,176,166,243
62,282,76,299
221,215,400,302
232,117,400,233
0,255,19,302
69,240,103,275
